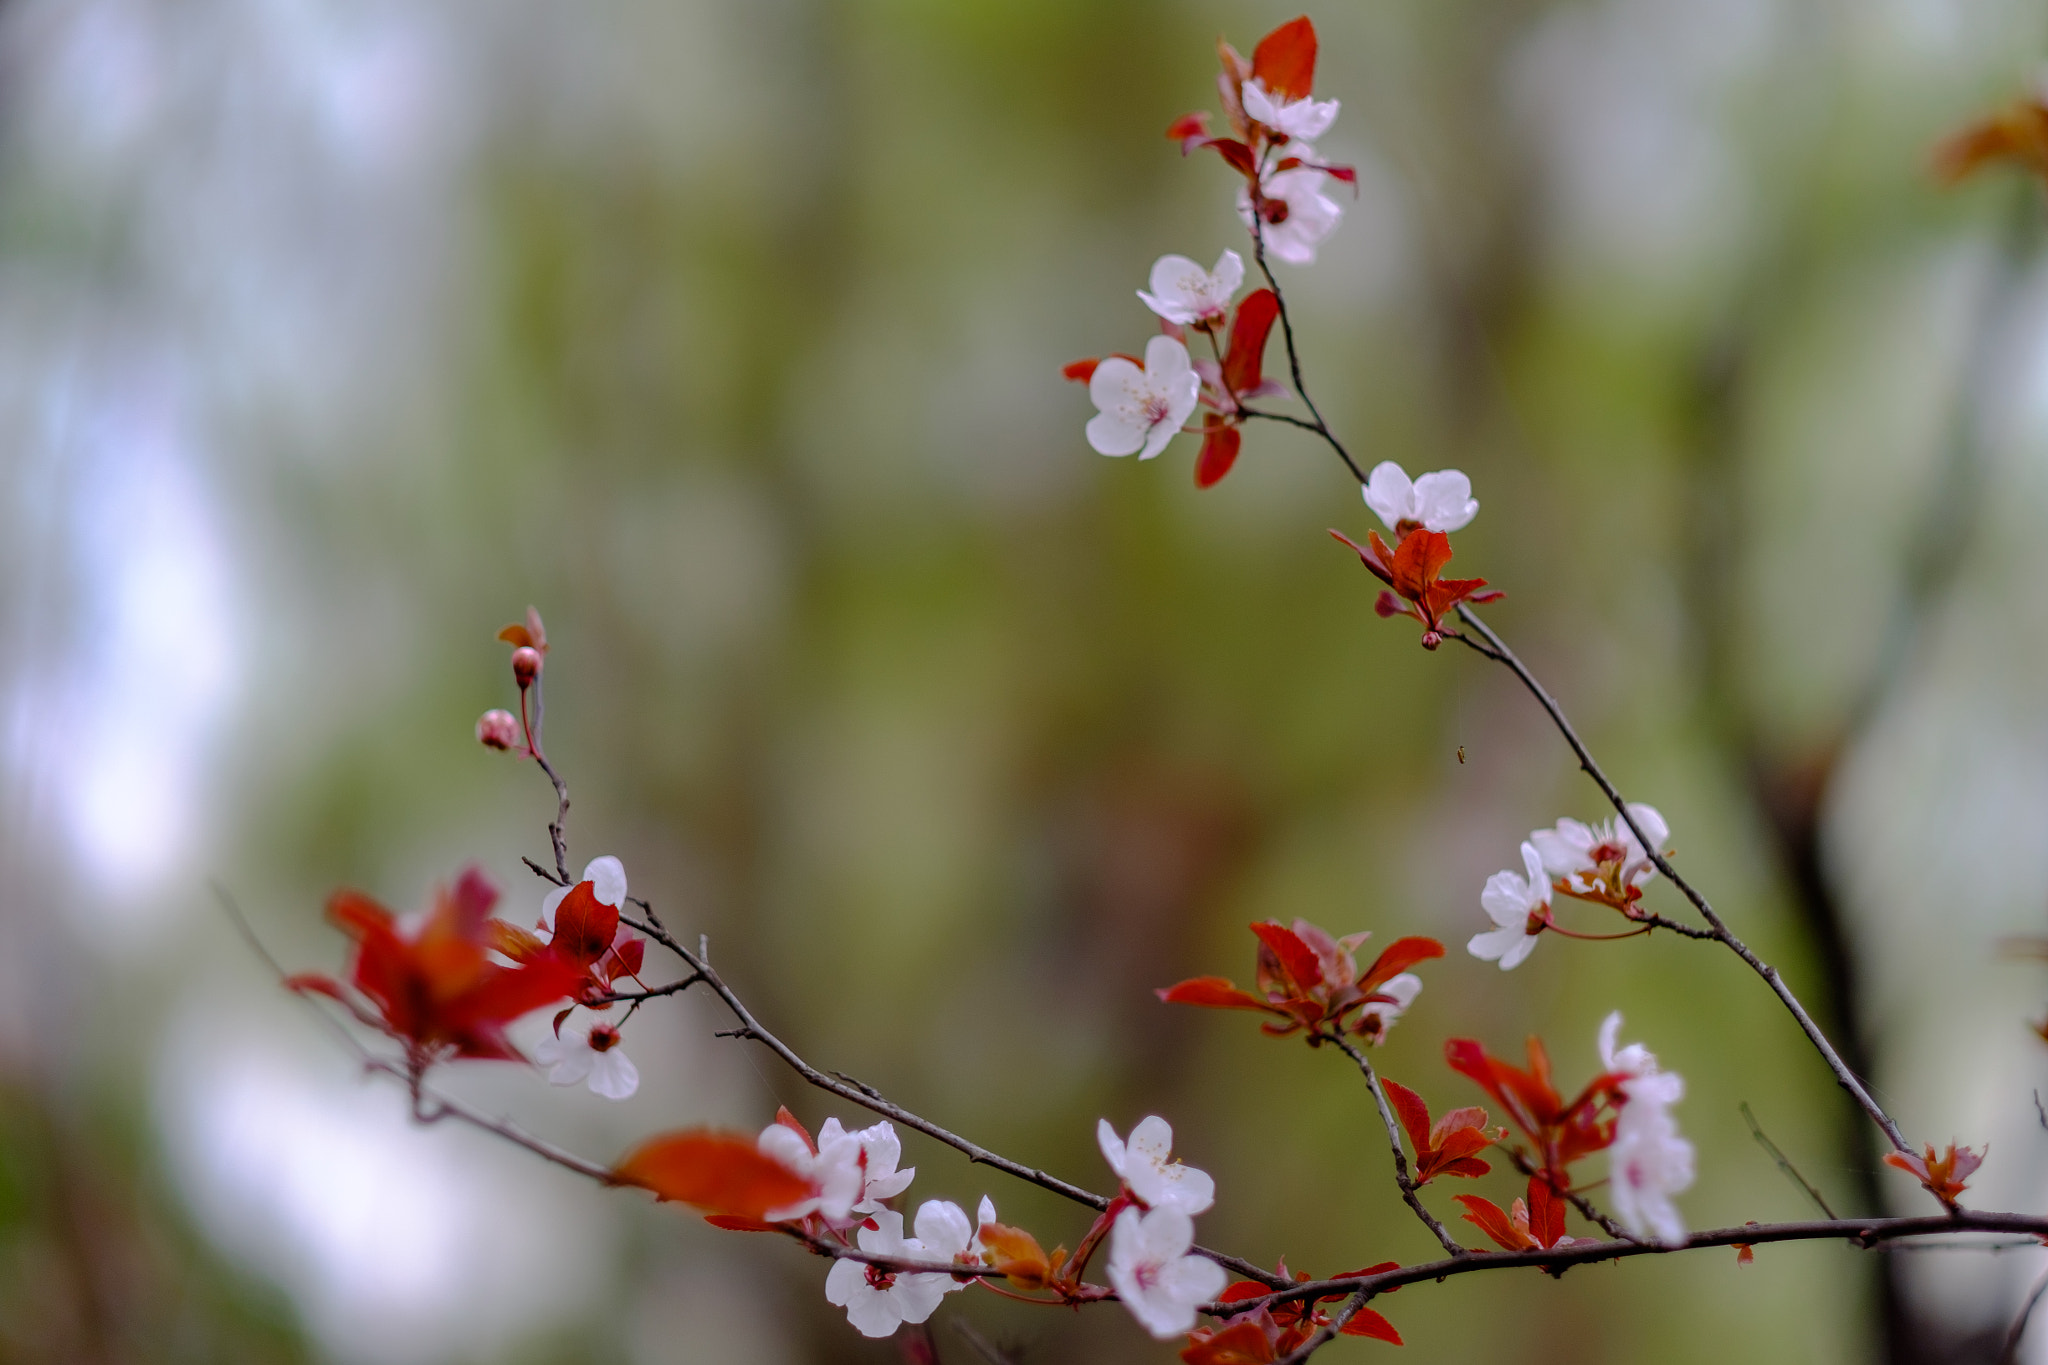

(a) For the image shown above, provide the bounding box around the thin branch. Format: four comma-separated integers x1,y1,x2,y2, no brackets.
1741,1101,1838,1219
616,912,1288,1289
1453,601,1912,1156
1501,1147,1631,1242
389,1062,615,1182
1998,1264,2048,1364
1246,218,1367,485
1324,1033,1465,1256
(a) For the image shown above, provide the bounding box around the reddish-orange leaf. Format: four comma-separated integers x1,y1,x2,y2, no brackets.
613,1129,812,1220
1195,422,1242,489
979,1220,1056,1290
1357,936,1445,993
1221,289,1278,394
1208,138,1258,179
1380,1078,1433,1156
498,624,534,647
1251,17,1318,102
1452,1194,1530,1252
1167,112,1213,144
551,882,619,966
1180,1321,1275,1365
485,919,547,964
1063,358,1100,383
1157,976,1275,1012
1250,920,1322,995
1338,1308,1402,1345
1526,1176,1567,1249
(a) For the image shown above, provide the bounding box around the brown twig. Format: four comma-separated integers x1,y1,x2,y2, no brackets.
1323,1032,1465,1256
1500,1147,1632,1242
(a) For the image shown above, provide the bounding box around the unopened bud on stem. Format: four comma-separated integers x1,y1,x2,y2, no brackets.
511,647,542,689
476,709,521,750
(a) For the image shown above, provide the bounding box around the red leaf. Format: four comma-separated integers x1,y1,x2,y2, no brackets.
1251,17,1318,102
1452,1194,1529,1252
1380,1078,1432,1156
1062,357,1099,383
1357,936,1445,993
1526,1176,1567,1249
1221,289,1278,394
1323,164,1358,186
1166,111,1213,145
1157,976,1276,1013
605,936,646,983
772,1105,816,1152
1181,1321,1276,1364
1250,920,1323,995
612,1129,813,1220
1207,138,1258,179
551,882,619,966
1195,423,1242,488
703,1214,784,1233
1338,1308,1403,1345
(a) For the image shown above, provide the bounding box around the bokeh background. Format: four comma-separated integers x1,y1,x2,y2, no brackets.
2,0,2047,1360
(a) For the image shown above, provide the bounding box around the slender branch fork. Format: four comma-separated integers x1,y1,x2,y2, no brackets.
290,204,2038,1363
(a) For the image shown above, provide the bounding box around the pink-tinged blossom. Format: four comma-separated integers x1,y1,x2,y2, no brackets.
1106,1205,1228,1340
1237,163,1342,266
1598,1013,1694,1246
1086,336,1201,460
822,1209,948,1338
1354,971,1421,1045
1469,841,1549,971
1240,79,1340,142
1098,1116,1215,1215
533,1017,639,1099
1137,250,1244,327
541,854,628,930
1362,461,1479,534
1532,804,1670,900
758,1116,916,1223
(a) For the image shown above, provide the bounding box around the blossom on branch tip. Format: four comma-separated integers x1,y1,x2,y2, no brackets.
1884,1142,1984,1211
1139,251,1244,327
1354,972,1421,1045
1098,1116,1215,1215
534,1016,639,1100
1469,841,1550,970
823,1209,948,1338
1106,1205,1227,1340
1362,461,1478,535
1086,336,1201,460
1597,1013,1694,1245
1159,918,1443,1039
1240,79,1339,144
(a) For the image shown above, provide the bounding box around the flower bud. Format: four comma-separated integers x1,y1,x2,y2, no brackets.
511,646,542,689
476,708,521,750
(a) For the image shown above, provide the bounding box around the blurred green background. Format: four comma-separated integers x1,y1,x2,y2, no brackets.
3,0,2048,1360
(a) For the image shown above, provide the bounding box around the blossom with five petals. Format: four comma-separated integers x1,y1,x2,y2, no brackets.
1106,1204,1228,1340
1468,841,1551,970
534,1016,639,1100
757,1112,916,1223
1240,79,1339,144
1098,1116,1216,1216
1138,251,1244,327
1085,336,1201,461
1598,1013,1694,1245
1361,461,1479,535
822,1209,950,1338
1531,805,1669,912
1159,918,1443,1040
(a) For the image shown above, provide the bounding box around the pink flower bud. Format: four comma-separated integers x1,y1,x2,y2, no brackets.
511,646,542,689
476,709,521,750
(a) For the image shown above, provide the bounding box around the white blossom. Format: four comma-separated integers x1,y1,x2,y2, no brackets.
1531,804,1669,896
540,854,628,929
1361,462,1479,534
1598,1013,1694,1246
1240,79,1340,143
1237,164,1342,266
758,1116,915,1223
1097,1116,1215,1215
1137,250,1243,326
1086,336,1201,460
1355,972,1421,1044
1469,840,1549,971
1106,1205,1227,1340
532,1018,639,1100
823,1209,947,1338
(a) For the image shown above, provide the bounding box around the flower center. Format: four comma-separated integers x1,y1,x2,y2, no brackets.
589,1024,620,1053
1134,1261,1163,1291
864,1265,897,1291
1261,198,1292,225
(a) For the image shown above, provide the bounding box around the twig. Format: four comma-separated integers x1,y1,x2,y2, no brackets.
1324,1033,1465,1256
1246,218,1367,485
395,1062,615,1182
1741,1101,1837,1219
1999,1264,2048,1365
1501,1147,1632,1241
1452,602,1912,1156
